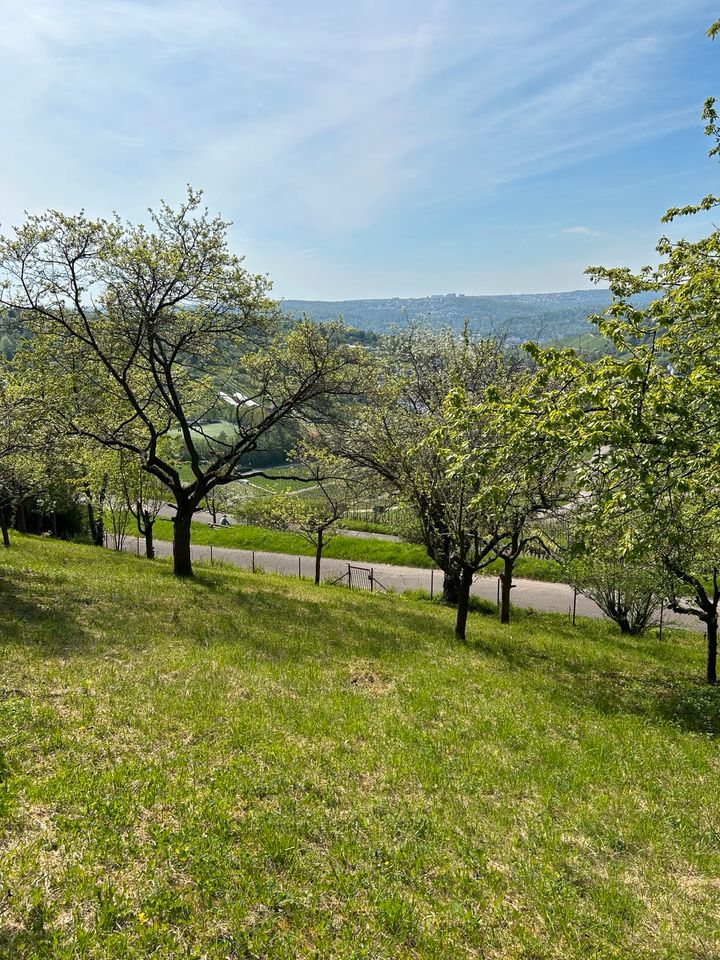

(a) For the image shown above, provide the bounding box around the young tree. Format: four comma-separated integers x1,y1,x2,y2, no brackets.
320,323,524,619
238,457,358,584
562,506,664,635
116,449,167,559
427,375,574,632
0,189,365,576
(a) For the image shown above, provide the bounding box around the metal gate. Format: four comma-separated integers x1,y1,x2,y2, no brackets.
349,564,373,590
329,564,387,592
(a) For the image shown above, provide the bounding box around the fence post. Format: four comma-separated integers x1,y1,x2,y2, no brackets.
659,599,664,641
572,588,578,626
103,531,107,548
137,536,140,556
298,556,301,579
210,544,213,565
430,568,434,599
369,568,374,593
347,563,352,589
252,550,255,573
496,577,501,608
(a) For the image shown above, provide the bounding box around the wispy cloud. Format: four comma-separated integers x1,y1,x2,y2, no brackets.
560,227,602,236
0,0,717,296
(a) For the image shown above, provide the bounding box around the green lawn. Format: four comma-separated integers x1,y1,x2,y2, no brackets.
1,536,719,958
139,517,567,581
143,517,436,568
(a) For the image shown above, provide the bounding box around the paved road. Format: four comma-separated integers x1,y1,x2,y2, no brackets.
113,532,700,633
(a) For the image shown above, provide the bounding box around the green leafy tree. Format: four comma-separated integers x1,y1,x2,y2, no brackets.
0,189,365,576
117,448,168,559
562,504,664,635
238,457,358,584
427,373,574,632
0,375,68,547
320,323,524,625
527,22,720,679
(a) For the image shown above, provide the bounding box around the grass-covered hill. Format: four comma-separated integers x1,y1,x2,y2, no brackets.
1,537,719,958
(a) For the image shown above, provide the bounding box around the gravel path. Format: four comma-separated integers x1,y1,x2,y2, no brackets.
113,532,701,633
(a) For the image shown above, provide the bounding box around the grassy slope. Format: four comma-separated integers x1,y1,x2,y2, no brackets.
140,517,565,582
1,537,719,958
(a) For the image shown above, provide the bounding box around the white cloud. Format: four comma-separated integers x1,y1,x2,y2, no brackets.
0,0,717,295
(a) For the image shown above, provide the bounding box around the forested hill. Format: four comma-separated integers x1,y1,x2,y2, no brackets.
281,289,654,342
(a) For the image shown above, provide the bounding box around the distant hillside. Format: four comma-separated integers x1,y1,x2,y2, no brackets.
281,289,654,343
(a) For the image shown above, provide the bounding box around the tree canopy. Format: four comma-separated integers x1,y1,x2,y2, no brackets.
0,189,366,575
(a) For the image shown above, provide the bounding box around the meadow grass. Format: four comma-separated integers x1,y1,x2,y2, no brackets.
337,518,393,535
1,536,718,958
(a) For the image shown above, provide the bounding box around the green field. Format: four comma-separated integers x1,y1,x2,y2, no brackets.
1,536,718,958
176,464,326,494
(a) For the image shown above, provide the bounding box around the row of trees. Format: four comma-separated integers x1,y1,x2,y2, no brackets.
2,21,720,683
0,190,579,641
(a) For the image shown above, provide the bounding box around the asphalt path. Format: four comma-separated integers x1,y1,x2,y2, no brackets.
113,531,701,633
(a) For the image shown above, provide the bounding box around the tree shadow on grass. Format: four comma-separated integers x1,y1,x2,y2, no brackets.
467,612,720,737
0,566,89,657
189,569,450,663
187,570,720,737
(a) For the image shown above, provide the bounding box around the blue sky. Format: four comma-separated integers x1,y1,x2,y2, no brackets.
1,1,718,298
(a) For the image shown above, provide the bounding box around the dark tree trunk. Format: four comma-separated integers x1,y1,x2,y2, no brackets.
15,501,27,533
707,617,718,685
145,522,155,561
443,562,462,604
173,507,193,577
315,529,323,585
86,502,103,546
499,555,515,624
0,508,10,548
137,506,156,560
665,562,719,685
455,568,474,642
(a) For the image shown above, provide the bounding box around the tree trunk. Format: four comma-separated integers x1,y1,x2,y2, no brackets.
0,508,10,548
173,507,193,577
707,616,718,685
86,502,103,546
499,555,515,624
443,563,462,604
145,522,155,560
86,501,96,540
15,501,27,533
314,530,323,585
455,568,473,642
